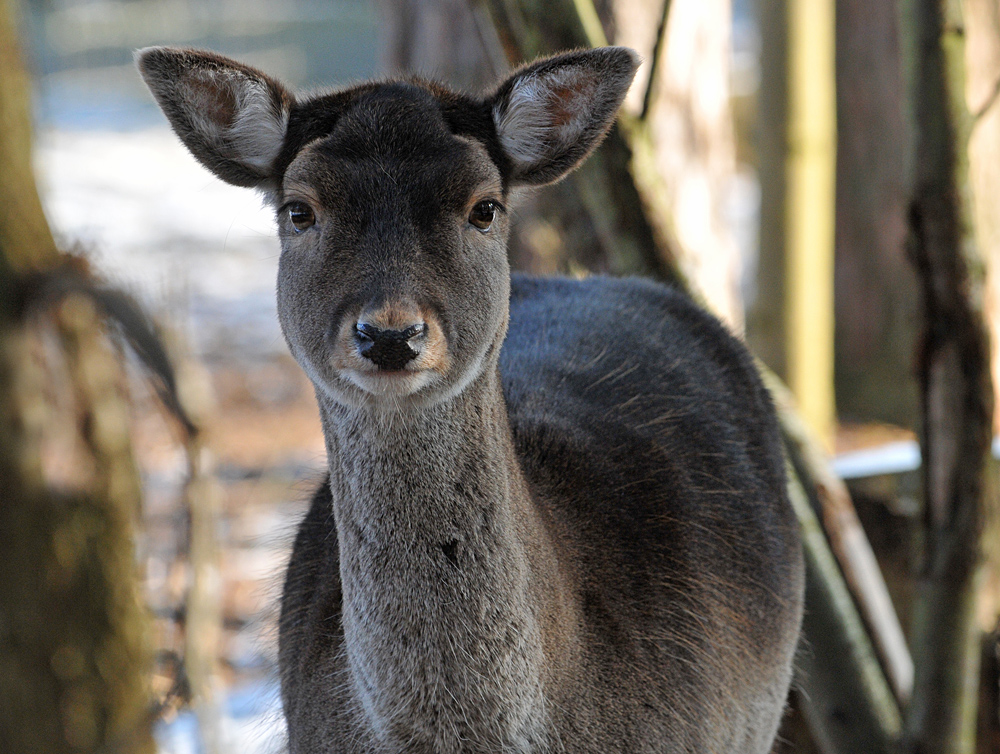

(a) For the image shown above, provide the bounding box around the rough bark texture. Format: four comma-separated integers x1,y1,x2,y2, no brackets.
901,0,995,751
0,2,154,751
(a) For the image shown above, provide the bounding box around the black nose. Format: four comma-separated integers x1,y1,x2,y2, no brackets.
354,322,426,370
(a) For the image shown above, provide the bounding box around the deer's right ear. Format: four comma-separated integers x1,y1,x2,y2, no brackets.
136,47,292,189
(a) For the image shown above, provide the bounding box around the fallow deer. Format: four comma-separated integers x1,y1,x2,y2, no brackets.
138,45,804,753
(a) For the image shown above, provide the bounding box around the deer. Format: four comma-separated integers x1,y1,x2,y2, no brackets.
137,45,805,753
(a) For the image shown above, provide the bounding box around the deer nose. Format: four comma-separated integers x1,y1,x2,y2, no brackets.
354,321,426,370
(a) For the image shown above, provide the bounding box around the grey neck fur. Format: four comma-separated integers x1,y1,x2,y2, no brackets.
317,367,556,752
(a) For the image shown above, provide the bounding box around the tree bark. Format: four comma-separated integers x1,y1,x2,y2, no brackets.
784,0,838,444
611,0,745,331
964,0,1000,650
748,0,789,379
0,1,154,751
900,0,995,750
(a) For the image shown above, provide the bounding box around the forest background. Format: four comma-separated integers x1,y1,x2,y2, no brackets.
2,0,999,752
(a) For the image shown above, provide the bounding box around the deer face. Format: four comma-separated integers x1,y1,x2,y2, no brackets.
138,46,639,410
274,85,512,408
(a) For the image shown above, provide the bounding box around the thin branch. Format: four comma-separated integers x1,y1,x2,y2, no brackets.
641,0,672,121
765,369,914,706
786,461,902,753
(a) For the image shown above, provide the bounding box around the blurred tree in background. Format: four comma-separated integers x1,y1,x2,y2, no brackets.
0,1,155,751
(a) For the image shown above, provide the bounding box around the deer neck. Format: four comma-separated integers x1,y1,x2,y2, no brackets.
316,367,560,750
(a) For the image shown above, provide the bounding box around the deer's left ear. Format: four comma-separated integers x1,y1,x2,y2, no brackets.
489,47,640,186
136,46,293,189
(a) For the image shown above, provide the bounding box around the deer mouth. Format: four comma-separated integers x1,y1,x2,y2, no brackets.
341,366,439,398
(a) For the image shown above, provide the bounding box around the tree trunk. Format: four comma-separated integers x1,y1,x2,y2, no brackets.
964,0,1000,656
900,0,995,750
833,0,918,429
747,0,789,378
785,0,838,444
0,1,154,751
611,0,745,331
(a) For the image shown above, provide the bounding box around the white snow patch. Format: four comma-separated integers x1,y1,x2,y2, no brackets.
34,127,286,358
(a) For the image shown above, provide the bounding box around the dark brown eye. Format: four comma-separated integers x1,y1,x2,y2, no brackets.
287,201,316,232
469,200,497,231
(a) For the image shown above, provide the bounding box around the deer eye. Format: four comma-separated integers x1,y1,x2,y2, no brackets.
469,200,497,232
286,201,316,232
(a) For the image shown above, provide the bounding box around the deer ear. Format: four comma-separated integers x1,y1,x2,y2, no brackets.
136,47,292,189
489,47,640,186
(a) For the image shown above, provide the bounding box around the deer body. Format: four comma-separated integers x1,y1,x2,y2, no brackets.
139,46,804,753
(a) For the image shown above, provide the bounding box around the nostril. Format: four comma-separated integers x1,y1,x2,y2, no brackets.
355,322,378,344
354,321,427,370
401,323,426,340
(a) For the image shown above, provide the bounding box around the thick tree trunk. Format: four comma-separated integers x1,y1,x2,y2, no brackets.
611,0,745,331
0,2,154,751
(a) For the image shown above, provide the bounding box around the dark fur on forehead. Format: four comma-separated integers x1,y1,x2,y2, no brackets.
274,79,509,187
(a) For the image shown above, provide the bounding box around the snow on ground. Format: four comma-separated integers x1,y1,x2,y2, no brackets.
35,127,287,359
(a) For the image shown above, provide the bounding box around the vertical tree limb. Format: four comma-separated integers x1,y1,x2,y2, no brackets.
784,0,837,445
901,0,995,750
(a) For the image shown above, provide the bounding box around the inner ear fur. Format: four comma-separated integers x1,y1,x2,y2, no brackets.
136,47,293,189
489,47,640,186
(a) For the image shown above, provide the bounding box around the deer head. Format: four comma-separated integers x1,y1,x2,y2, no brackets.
137,46,639,411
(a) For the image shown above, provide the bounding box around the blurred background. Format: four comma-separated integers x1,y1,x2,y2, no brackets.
4,0,1000,751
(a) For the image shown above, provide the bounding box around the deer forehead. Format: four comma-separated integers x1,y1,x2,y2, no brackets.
280,86,503,217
